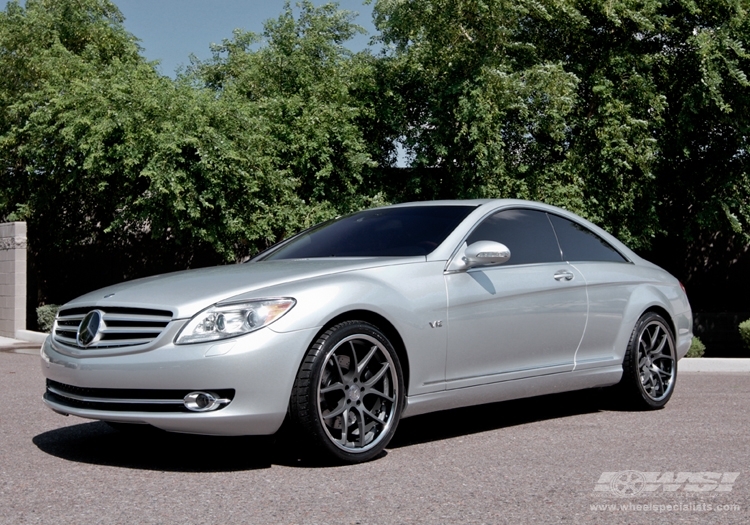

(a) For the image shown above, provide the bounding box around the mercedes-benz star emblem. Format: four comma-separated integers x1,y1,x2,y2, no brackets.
77,310,104,348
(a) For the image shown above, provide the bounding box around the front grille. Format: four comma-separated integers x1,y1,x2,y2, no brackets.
53,306,173,349
45,380,235,413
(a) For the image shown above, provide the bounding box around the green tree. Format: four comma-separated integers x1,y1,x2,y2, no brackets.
0,0,380,304
372,0,750,255
192,1,382,223
0,0,170,300
4,0,749,311
538,0,750,254
371,0,583,206
659,1,750,235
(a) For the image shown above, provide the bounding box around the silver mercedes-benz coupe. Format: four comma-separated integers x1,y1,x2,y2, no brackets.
41,199,692,463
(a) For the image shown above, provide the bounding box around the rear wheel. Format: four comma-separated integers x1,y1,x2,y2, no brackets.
290,321,404,463
619,312,677,409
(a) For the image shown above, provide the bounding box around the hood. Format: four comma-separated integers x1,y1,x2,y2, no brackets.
63,257,424,319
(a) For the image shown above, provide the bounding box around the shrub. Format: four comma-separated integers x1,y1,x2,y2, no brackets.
740,319,750,351
36,304,60,333
686,336,705,358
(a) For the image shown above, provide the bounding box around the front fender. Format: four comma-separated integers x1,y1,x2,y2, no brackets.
234,260,450,396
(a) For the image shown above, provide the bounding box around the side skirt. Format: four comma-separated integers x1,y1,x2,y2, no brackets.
402,365,622,419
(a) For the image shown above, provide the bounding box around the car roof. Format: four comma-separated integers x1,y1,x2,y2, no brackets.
387,199,494,207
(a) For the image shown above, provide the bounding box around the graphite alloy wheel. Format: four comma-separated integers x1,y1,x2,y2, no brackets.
290,321,404,463
620,312,677,409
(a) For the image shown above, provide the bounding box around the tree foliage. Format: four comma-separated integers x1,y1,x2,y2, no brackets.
0,0,749,308
0,0,380,303
372,0,750,253
192,1,381,219
372,0,581,205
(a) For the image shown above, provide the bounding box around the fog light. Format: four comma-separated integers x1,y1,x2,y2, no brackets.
183,391,230,412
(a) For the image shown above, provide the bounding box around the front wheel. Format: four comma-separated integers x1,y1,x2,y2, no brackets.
619,312,677,409
290,321,404,463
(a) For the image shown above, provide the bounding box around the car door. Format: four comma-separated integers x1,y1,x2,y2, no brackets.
444,208,588,389
545,213,634,371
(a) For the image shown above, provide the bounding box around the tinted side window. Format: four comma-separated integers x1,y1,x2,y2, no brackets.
548,214,627,262
467,209,562,265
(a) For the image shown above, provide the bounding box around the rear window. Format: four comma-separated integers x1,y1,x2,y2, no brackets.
260,206,476,259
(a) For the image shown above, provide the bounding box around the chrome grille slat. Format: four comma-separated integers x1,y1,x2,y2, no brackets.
89,338,159,347
99,327,165,334
101,314,171,323
53,306,173,350
54,334,78,345
47,385,184,405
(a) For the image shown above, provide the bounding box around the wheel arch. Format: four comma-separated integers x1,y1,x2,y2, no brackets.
641,305,677,339
615,284,680,363
314,309,411,395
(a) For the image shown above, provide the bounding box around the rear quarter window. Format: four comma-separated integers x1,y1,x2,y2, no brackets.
548,214,627,263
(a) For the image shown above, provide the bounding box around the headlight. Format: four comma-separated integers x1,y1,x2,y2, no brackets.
175,298,296,345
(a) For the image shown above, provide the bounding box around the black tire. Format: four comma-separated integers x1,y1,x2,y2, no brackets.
619,312,677,410
290,321,404,464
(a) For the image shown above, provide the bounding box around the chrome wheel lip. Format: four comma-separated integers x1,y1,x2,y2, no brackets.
637,319,676,402
316,333,399,454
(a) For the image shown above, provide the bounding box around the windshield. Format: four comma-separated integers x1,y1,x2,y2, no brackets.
259,205,476,260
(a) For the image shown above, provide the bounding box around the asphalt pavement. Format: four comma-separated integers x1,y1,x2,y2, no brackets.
0,347,748,524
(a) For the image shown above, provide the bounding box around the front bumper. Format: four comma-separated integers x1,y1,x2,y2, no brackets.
40,324,319,436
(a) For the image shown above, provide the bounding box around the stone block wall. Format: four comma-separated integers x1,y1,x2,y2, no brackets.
0,222,26,338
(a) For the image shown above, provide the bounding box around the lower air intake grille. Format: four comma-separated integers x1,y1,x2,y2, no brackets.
45,380,235,413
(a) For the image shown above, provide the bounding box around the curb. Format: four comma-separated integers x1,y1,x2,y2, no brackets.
679,358,750,373
0,330,47,354
15,329,48,344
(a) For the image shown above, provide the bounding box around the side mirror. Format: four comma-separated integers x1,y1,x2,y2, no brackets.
462,241,511,268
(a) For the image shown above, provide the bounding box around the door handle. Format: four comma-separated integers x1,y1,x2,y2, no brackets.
553,270,574,281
